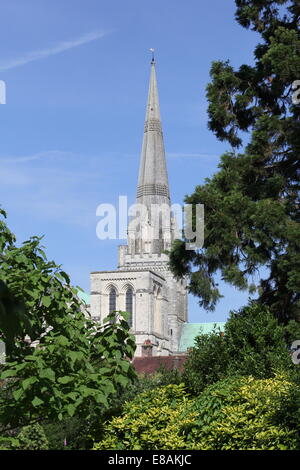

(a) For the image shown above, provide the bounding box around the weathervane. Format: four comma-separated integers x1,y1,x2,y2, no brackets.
149,48,155,64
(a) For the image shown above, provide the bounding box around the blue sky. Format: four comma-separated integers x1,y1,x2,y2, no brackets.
0,0,261,323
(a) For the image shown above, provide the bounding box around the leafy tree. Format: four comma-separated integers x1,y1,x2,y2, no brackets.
0,209,137,432
182,327,229,394
225,302,298,377
183,302,300,394
169,0,300,322
0,207,88,360
0,311,136,431
0,281,30,356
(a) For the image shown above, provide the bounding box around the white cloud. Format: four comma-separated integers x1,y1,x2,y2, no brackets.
0,150,123,227
0,150,72,163
0,30,111,72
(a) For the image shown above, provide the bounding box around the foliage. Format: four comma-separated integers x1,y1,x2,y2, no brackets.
0,209,137,431
154,364,184,385
0,436,19,450
182,327,229,394
93,375,300,450
17,423,49,450
93,384,196,450
0,207,88,360
169,0,300,321
73,367,185,448
128,366,184,394
0,280,30,356
42,417,87,450
187,374,300,450
0,310,136,431
183,302,300,394
225,302,298,377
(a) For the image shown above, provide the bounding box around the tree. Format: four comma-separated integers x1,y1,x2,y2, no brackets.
0,209,137,431
224,302,298,377
0,280,30,358
182,327,229,394
0,207,88,360
183,302,300,394
169,0,300,322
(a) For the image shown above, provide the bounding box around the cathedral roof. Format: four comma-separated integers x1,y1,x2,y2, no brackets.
77,290,90,305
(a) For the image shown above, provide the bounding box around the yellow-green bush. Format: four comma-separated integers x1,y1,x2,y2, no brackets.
93,384,196,450
93,375,300,450
188,374,300,450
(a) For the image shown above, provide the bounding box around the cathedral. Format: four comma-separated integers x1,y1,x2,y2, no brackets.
90,58,188,357
87,58,225,360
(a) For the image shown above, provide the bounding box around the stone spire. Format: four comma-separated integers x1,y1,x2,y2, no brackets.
136,57,170,206
127,56,175,256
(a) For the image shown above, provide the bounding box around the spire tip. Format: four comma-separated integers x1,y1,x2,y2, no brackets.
149,48,155,64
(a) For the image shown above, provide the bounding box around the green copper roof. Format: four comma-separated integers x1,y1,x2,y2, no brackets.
77,290,90,305
179,322,226,352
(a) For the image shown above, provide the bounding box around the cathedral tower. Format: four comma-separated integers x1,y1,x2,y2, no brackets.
90,57,188,356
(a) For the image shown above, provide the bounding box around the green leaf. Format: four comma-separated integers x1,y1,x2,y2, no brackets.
1,369,18,379
67,351,83,363
120,360,130,373
24,355,38,361
95,393,108,407
12,388,24,401
60,271,70,284
22,376,38,390
57,376,74,384
56,335,69,347
79,385,96,397
42,296,51,307
66,392,78,401
40,368,55,381
116,375,128,387
32,396,44,407
66,404,76,417
98,367,112,375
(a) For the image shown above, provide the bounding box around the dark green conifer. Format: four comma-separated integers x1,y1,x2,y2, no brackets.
169,1,300,322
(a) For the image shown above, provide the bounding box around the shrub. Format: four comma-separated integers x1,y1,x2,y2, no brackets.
0,436,19,450
93,384,196,450
17,423,49,450
183,327,229,394
225,303,296,378
187,374,300,450
93,375,300,450
42,417,86,450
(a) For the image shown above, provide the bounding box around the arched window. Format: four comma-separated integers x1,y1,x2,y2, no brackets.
154,287,163,334
109,287,117,314
126,287,133,328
